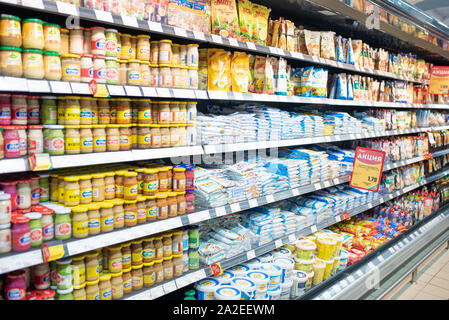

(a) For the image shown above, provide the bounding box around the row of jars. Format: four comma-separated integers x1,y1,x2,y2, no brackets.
2,226,201,300
0,95,198,126
0,15,199,66
50,163,195,206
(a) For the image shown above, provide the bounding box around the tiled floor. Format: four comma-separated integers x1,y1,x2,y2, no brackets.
392,247,449,300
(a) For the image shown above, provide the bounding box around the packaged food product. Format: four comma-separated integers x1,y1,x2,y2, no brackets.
43,52,62,81
230,51,249,92
0,46,23,77
304,30,320,57
320,31,335,60
61,54,81,82
237,0,253,42
251,3,270,45
211,0,240,39
207,49,231,91
0,14,22,47
23,49,44,79
22,19,44,50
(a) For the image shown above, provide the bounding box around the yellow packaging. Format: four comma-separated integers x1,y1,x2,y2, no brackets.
65,106,81,122
124,185,138,198
231,51,249,93
316,235,337,261
80,136,93,153
322,258,334,280
312,259,326,285
64,188,79,204
80,187,93,202
137,133,152,147
73,220,88,236
65,136,80,151
208,49,231,91
237,0,253,42
251,3,270,45
116,108,132,122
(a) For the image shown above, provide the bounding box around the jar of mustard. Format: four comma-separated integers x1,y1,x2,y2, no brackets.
136,35,150,61
23,49,44,79
118,59,128,85
64,97,81,125
159,64,173,88
158,39,172,64
22,18,44,50
61,54,81,82
127,59,141,85
116,98,132,124
137,125,151,149
0,14,22,47
63,175,80,206
106,125,120,152
43,51,62,81
0,46,23,77
43,23,61,53
119,125,131,151
60,28,69,54
92,124,107,152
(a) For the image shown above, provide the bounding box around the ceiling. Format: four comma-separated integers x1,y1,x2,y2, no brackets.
406,0,449,28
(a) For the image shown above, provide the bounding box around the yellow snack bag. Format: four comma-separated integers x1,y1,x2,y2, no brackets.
231,51,249,92
208,49,231,91
251,3,270,45
237,0,253,42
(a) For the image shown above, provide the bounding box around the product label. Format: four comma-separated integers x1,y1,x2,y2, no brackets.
105,184,115,195
106,68,118,81
42,223,54,239
106,40,117,52
124,185,138,197
144,272,155,285
124,211,137,222
132,276,143,288
145,181,158,192
142,248,154,259
81,188,93,200
137,134,151,145
107,136,119,146
55,223,71,236
81,66,94,79
34,270,50,287
114,213,124,224
31,189,40,202
6,288,26,300
88,219,100,231
64,189,80,203
158,111,171,123
156,247,163,259
112,284,123,297
101,216,114,227
122,254,131,265
50,137,64,151
30,228,42,243
66,136,80,151
87,292,100,300
73,220,88,235
64,64,80,76
94,136,106,146
94,67,106,80
86,265,99,280
137,208,146,219
169,204,177,215
158,205,168,218
147,206,157,219
115,185,124,196
0,107,11,120
5,140,19,152
128,71,141,80
117,109,132,120
110,258,122,270
101,288,112,299
80,108,91,119
123,278,132,290
138,110,152,121
92,39,106,50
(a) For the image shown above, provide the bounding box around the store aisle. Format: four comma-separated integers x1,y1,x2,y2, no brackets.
393,246,449,300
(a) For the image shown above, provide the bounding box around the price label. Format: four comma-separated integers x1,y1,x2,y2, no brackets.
335,215,341,222
228,38,239,47
172,88,195,99
94,10,113,23
232,92,243,101
247,250,256,260
248,198,258,208
246,42,256,50
70,82,91,94
266,195,275,203
230,203,241,212
162,281,177,294
292,189,300,196
275,239,283,248
22,0,44,9
56,1,78,15
215,206,226,217
347,275,355,283
173,27,188,38
124,86,142,96
4,77,28,91
91,83,109,98
141,87,157,97
291,51,304,59
211,34,223,44
188,212,204,224
121,15,138,28
208,90,228,100
193,31,206,41
356,270,364,277
42,240,67,262
50,81,72,94
269,47,279,55
29,153,52,171
349,147,385,192
378,255,385,262
340,279,348,287
195,90,208,99
210,263,223,276
288,234,296,242
311,225,317,233
148,21,163,33
0,0,18,3
150,286,165,299
156,87,171,97
389,247,395,253
27,80,50,93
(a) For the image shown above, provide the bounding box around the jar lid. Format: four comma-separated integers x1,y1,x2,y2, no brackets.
109,244,122,250
143,237,153,242
131,239,142,245
44,124,65,129
163,256,173,261
91,173,105,178
53,207,71,215
159,39,173,44
57,287,74,295
145,195,156,200
93,55,106,59
137,34,151,39
71,206,88,213
173,167,186,172
61,53,81,59
132,264,143,270
105,56,117,61
81,53,93,58
1,14,21,21
120,33,132,37
136,195,146,202
86,279,100,286
173,230,183,236
110,271,123,277
154,258,163,263
87,203,101,210
115,170,128,175
122,267,132,273
156,193,167,199
60,28,69,33
28,125,44,129
90,26,106,31
71,254,85,261
128,59,141,63
23,18,44,24
0,46,22,52
78,174,92,180
144,168,158,174
158,63,171,67
173,253,183,258
124,199,137,204
24,211,42,220
73,282,86,290
124,172,137,177
105,28,118,33
92,124,106,128
102,171,115,177
23,48,43,54
110,199,124,205
99,273,111,281
167,192,177,197
101,202,114,209
121,242,131,247
176,191,186,196
143,261,154,267
64,175,80,182
85,250,99,257
7,269,26,279
187,44,199,47
43,22,61,28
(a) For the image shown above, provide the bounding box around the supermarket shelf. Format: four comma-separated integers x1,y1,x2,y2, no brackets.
202,126,449,154
305,204,449,300
0,0,429,84
2,125,448,174
0,175,350,274
124,167,449,300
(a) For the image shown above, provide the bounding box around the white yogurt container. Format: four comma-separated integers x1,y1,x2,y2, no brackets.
266,285,281,300
260,263,282,289
231,277,256,300
273,257,295,282
228,264,250,277
195,278,220,300
246,271,269,292
280,279,293,300
214,286,241,300
246,258,261,270
215,271,235,285
259,252,274,263
290,270,308,298
273,248,292,258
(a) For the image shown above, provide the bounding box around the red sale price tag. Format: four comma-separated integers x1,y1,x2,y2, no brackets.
210,263,223,277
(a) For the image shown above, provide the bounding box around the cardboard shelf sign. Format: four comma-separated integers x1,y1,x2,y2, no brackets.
429,66,449,95
350,147,385,192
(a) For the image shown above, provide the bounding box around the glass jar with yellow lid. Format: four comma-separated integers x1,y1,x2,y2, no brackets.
107,245,123,274
99,272,112,300
158,39,172,64
124,199,138,227
79,97,92,125
131,240,143,266
0,14,22,47
22,18,44,50
86,203,101,235
127,59,142,85
136,34,150,61
154,258,164,283
122,267,132,295
78,174,93,204
71,254,86,289
110,199,124,229
162,233,173,258
106,124,120,152
72,206,89,238
0,46,23,77
121,242,132,270
92,173,106,202
103,172,116,200
61,53,81,82
65,125,81,155
159,64,173,88
136,195,147,224
157,167,169,192
23,49,44,79
120,34,131,60
114,170,127,198
173,253,184,277
97,98,110,124
85,250,100,282
172,43,180,66
118,59,128,85
64,97,81,125
129,35,137,60
143,168,159,196
60,28,69,54
110,271,123,300
150,41,159,64
85,278,100,300
116,98,132,124
92,124,107,152
100,201,114,232
80,125,93,154
145,195,157,221
143,261,155,287
179,66,189,88
140,61,151,86
153,235,163,260
162,256,174,280
156,192,168,220
142,237,155,264
63,176,80,206
124,171,138,200
131,264,143,291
